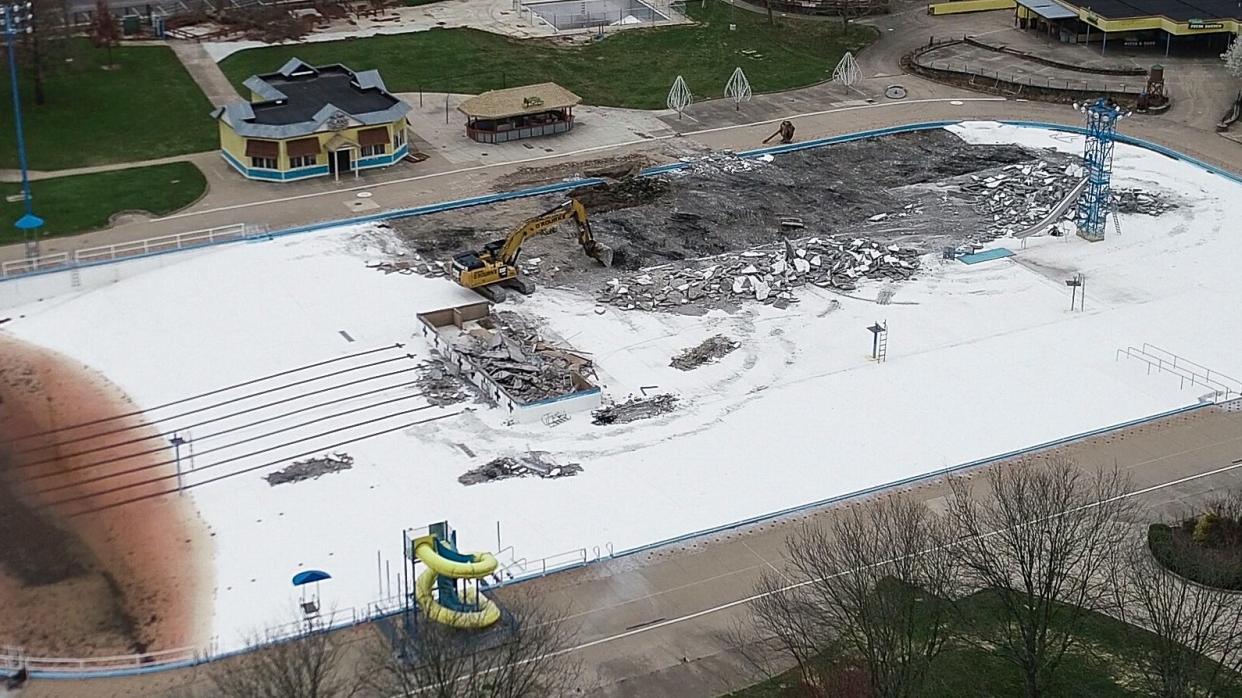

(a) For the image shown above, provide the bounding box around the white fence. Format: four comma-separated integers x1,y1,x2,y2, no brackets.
0,224,259,281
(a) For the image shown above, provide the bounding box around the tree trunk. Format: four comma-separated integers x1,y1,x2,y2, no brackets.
31,33,46,106
765,0,775,25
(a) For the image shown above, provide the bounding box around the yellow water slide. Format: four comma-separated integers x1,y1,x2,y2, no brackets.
412,534,502,629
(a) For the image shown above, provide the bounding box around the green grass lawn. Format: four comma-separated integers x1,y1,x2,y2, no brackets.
727,588,1242,698
220,0,876,109
0,39,218,171
0,162,207,242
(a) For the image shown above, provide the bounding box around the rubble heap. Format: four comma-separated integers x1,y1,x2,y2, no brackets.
451,311,595,403
671,336,740,371
1114,188,1177,216
675,151,772,177
592,394,679,425
597,236,920,311
416,357,472,406
966,161,1084,240
264,453,354,487
459,451,583,485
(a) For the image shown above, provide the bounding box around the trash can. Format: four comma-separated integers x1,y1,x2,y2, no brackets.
122,15,140,36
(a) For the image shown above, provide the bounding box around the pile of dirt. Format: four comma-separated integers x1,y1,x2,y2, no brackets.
494,153,658,189
593,394,679,425
263,453,354,486
572,176,671,214
459,451,582,485
671,336,740,371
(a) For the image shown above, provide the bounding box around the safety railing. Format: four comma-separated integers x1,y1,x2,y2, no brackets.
0,644,206,673
1116,344,1242,401
0,223,258,280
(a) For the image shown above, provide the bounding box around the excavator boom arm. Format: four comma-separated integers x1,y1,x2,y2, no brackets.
495,199,612,268
495,202,577,265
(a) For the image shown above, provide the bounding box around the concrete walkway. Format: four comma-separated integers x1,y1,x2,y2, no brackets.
167,41,242,109
18,402,1242,697
0,152,217,183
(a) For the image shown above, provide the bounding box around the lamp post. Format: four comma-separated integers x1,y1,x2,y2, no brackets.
1,1,43,259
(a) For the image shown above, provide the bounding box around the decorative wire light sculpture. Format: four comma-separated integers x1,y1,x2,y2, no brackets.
667,75,692,119
832,51,861,89
724,67,752,111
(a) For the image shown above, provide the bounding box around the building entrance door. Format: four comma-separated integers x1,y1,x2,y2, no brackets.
330,149,352,179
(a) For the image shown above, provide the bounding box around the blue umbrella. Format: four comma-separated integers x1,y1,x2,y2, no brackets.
292,570,332,586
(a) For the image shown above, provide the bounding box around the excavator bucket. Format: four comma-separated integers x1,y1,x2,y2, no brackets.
586,241,614,268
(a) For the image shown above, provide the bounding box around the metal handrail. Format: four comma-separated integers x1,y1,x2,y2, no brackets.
1116,345,1241,400
0,223,252,280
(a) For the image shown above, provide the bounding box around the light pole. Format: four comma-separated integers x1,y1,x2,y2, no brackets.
1,1,43,259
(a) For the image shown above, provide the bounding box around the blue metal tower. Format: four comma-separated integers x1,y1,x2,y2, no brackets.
1076,98,1126,242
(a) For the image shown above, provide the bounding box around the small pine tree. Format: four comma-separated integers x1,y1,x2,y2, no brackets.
1193,512,1221,546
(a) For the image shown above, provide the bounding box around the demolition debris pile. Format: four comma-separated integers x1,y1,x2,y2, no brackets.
459,451,583,485
394,130,1057,286
592,394,679,425
451,311,595,403
1114,188,1177,216
597,237,921,311
671,336,740,370
264,453,354,486
966,161,1084,239
416,358,472,406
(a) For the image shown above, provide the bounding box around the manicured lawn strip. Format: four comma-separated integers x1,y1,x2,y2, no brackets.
0,39,218,170
0,162,207,242
220,1,876,109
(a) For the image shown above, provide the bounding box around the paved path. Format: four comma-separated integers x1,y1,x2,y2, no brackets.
0,152,217,184
16,402,1242,697
167,41,242,109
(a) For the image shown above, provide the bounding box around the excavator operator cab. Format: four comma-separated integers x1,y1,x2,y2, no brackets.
451,251,486,272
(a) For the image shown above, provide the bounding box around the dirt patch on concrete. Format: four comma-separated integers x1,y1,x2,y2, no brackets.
0,334,212,657
671,336,740,371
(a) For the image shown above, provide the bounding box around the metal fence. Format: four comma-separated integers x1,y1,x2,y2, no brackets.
520,0,671,31
0,224,263,281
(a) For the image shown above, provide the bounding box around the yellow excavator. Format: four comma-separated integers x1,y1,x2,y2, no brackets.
451,199,613,301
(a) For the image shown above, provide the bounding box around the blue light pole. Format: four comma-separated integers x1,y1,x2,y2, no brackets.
2,1,43,259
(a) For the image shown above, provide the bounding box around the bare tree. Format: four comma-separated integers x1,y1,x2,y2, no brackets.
1111,534,1242,698
734,570,843,696
205,623,361,698
17,0,70,106
947,457,1134,698
362,592,585,698
736,495,958,698
91,0,119,68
